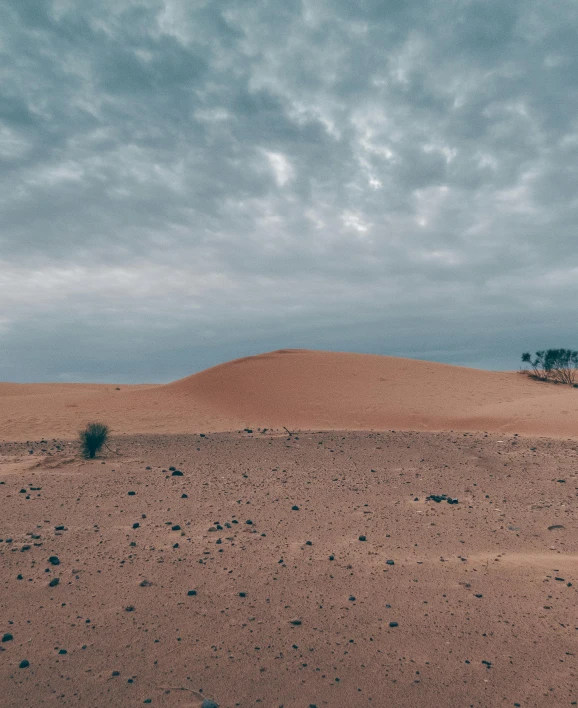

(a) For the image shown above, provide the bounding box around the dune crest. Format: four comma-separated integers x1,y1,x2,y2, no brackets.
1,349,577,440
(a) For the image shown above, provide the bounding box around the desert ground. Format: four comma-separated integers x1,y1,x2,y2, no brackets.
1,350,577,707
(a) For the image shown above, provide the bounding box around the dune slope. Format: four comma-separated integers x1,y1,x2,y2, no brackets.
1,349,577,440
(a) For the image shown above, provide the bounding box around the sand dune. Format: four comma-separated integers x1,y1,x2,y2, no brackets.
2,349,577,440
1,349,577,440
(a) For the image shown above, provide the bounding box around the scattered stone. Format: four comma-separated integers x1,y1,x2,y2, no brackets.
389,621,398,628
201,700,219,708
19,660,30,669
358,535,367,541
290,619,302,625
348,595,356,601
426,494,446,503
2,633,13,642
386,560,395,566
128,491,136,496
181,493,188,498
132,523,140,529
49,578,59,587
291,505,300,511
171,470,183,476
140,580,152,587
548,525,565,531
48,556,60,565
187,590,197,596
171,525,181,531
125,605,135,612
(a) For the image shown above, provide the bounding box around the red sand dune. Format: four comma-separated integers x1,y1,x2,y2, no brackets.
1,349,577,440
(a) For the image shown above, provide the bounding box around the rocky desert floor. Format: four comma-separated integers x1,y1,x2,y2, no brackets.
1,429,577,707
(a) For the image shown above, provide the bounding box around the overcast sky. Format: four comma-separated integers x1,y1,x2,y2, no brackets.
2,0,577,382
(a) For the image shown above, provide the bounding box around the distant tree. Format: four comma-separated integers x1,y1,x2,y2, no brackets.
521,349,578,386
79,422,109,458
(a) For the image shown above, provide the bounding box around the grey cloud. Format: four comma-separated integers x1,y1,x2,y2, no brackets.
1,0,577,381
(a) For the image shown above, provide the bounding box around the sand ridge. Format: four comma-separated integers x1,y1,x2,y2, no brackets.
1,349,577,441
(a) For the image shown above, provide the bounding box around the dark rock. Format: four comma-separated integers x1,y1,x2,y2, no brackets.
239,592,246,597
132,523,140,529
48,556,60,565
426,494,447,503
2,633,13,642
181,493,188,498
290,619,302,625
548,525,565,530
389,621,398,628
55,525,65,531
171,470,183,476
19,660,30,669
291,505,300,511
128,491,136,496
187,590,197,596
58,649,67,654
201,700,219,708
245,520,253,525
358,535,367,541
171,525,181,531
386,560,395,566
348,595,356,601
49,578,60,587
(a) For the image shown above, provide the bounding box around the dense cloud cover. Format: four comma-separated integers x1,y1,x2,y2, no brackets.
1,0,577,381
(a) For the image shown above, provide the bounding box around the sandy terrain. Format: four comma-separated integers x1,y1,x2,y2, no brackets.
1,349,577,441
1,350,578,707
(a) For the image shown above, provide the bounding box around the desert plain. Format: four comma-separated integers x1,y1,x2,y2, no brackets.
1,349,578,707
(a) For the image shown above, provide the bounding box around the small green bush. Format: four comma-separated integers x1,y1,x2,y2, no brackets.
521,349,578,386
79,422,109,458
